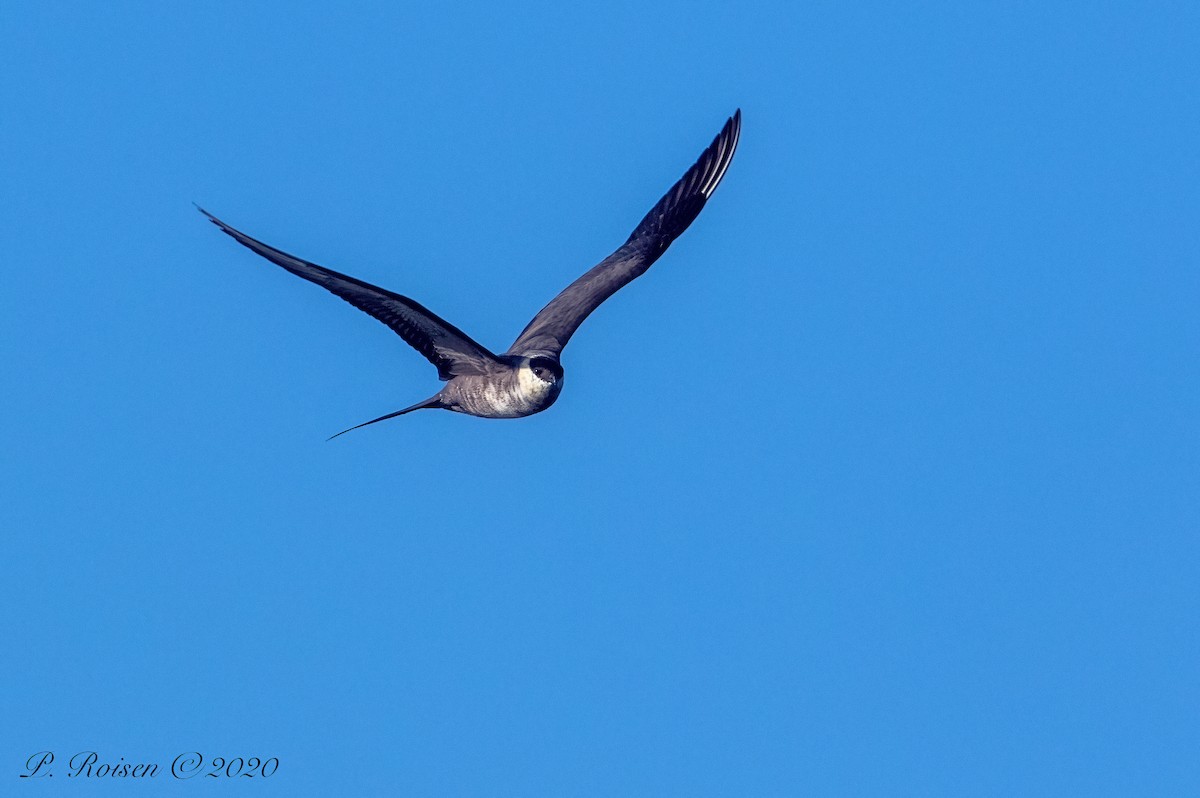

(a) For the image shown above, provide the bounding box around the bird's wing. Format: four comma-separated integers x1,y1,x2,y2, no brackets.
507,110,741,357
199,208,502,380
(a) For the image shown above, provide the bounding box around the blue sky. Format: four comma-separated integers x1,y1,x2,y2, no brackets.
1,1,1197,795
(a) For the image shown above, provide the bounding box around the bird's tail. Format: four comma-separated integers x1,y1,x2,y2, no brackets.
327,394,443,440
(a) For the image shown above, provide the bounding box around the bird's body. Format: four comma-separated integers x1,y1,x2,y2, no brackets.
441,356,565,419
201,110,740,437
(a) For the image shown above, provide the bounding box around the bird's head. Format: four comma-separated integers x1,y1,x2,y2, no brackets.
527,356,564,385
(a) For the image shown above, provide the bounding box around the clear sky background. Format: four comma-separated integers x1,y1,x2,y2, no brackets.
2,1,1197,795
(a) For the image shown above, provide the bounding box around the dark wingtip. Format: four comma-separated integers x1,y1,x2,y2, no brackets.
625,109,742,246
194,203,222,227
702,110,741,198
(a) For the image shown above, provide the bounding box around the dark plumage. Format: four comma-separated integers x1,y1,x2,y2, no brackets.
200,110,741,436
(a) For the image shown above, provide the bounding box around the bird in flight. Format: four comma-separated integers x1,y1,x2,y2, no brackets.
200,109,741,438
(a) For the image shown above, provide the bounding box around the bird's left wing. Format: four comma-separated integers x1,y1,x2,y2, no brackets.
507,110,740,357
199,208,502,380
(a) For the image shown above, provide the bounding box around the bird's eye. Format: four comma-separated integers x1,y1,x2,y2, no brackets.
529,358,561,383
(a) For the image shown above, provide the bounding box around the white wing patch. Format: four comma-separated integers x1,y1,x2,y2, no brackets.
700,118,739,198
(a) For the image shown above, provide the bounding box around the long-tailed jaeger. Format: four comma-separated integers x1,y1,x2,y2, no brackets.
200,110,740,437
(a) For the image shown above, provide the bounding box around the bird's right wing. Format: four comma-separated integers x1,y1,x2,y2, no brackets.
199,208,502,380
507,110,740,357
